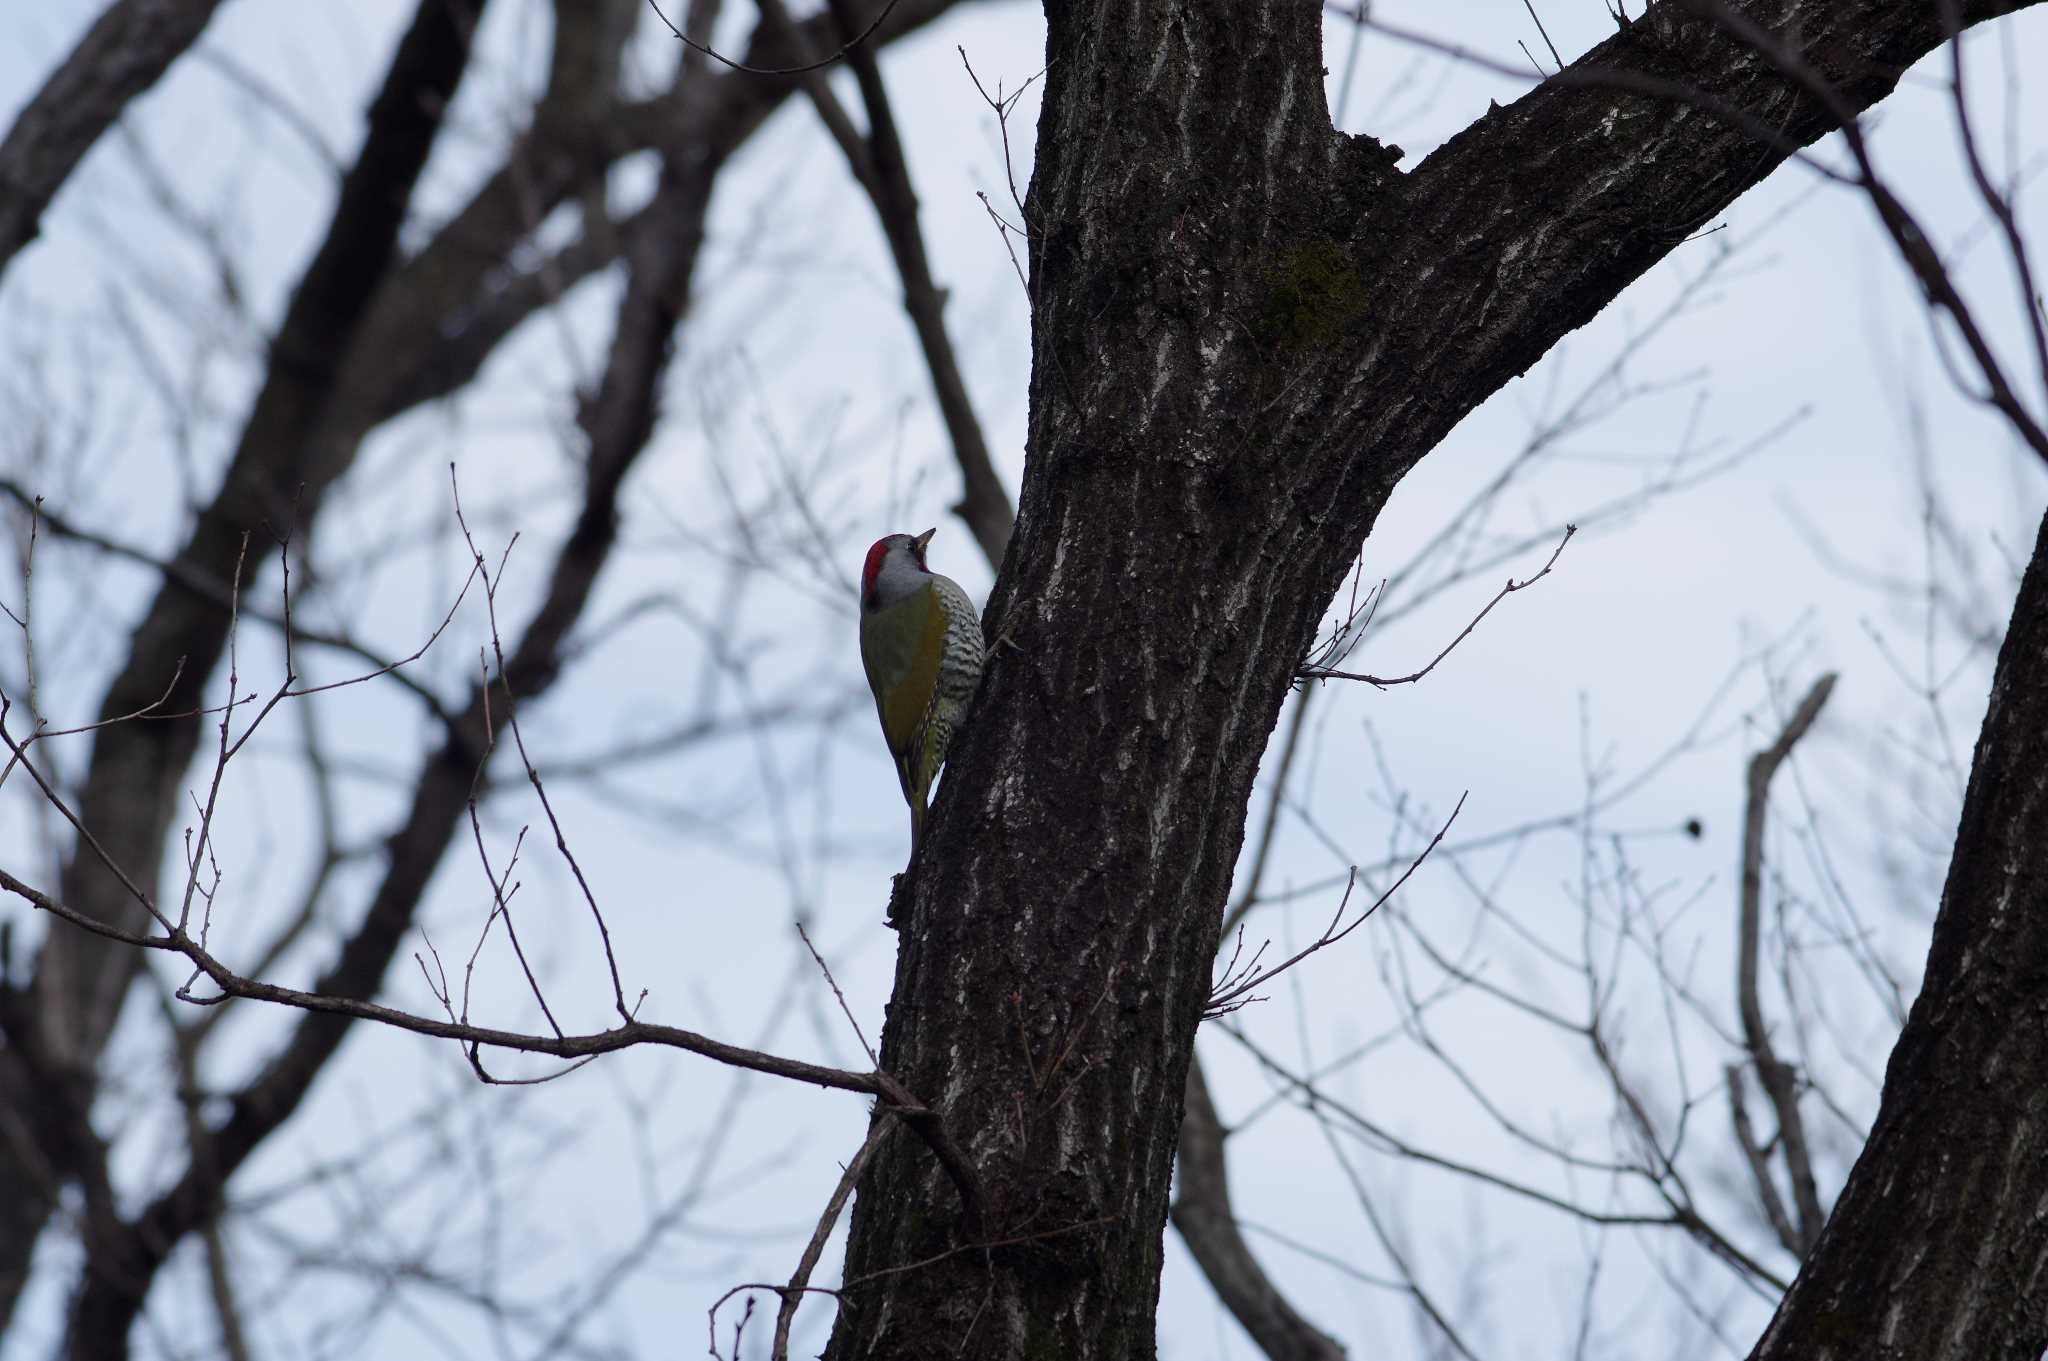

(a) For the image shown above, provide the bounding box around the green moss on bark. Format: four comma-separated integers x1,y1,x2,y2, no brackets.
1258,238,1368,350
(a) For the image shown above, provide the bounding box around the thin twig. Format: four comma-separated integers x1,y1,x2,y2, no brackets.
645,0,904,77
451,466,638,1024
1520,0,1564,72
770,1116,896,1358
797,922,878,1066
1206,792,1467,1017
1301,526,1574,687
0,478,469,726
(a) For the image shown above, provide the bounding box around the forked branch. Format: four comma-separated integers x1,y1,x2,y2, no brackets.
1301,527,1575,687
1206,793,1466,1018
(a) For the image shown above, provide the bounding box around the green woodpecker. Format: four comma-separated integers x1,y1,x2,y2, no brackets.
859,528,985,853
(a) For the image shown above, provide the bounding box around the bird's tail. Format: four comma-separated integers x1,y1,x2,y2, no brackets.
906,714,948,859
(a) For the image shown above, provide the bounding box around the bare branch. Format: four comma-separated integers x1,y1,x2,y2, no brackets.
645,0,905,77
1736,670,1836,1253
798,922,878,1067
0,0,227,281
772,1117,896,1359
772,0,1017,567
0,861,878,1088
1301,527,1575,687
1172,1057,1347,1361
1519,0,1564,72
1205,794,1466,1018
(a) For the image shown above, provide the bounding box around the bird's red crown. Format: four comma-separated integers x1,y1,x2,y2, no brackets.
861,538,892,598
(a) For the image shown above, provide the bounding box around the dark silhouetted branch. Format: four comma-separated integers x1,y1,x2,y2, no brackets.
0,0,227,281
1734,671,1836,1254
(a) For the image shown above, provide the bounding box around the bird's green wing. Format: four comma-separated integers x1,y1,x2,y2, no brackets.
859,585,948,806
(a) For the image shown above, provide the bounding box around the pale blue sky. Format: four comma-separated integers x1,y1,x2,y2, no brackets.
2,3,2045,1358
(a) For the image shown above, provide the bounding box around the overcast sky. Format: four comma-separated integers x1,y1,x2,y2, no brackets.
3,3,2046,1358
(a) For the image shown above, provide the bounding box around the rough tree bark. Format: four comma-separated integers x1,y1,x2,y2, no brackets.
825,2,2048,1358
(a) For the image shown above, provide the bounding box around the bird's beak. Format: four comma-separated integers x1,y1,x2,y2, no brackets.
912,527,937,556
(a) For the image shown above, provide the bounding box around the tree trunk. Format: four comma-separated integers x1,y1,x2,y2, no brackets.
825,2,2048,1357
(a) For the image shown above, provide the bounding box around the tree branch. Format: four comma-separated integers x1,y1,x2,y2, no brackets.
0,863,885,1093
0,0,227,281
33,0,491,1083
3,0,976,1336
1750,511,2048,1360
772,1117,896,1360
1172,1059,1347,1361
1326,0,2048,505
1735,671,1835,1254
772,0,1017,567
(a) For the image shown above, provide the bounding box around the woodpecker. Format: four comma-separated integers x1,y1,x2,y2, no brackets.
859,528,985,854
